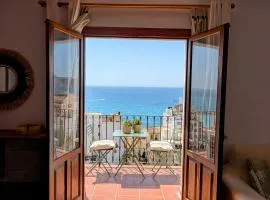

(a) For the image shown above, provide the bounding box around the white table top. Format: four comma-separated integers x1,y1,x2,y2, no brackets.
113,130,148,138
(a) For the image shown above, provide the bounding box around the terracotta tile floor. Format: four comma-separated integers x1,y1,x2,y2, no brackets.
85,164,182,200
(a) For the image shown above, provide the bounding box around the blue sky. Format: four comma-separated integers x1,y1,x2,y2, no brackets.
85,38,186,88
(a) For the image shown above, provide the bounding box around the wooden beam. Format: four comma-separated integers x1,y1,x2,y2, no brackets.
60,2,210,9
38,1,210,10
38,1,235,10
83,27,191,39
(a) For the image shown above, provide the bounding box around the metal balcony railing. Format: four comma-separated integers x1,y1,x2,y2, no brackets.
84,114,184,166
53,109,216,165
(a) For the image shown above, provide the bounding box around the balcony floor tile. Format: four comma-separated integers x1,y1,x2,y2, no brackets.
85,164,181,200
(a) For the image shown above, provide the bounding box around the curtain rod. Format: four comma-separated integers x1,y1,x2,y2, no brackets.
38,1,215,10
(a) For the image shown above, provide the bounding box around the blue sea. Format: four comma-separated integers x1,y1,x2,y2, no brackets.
85,86,183,116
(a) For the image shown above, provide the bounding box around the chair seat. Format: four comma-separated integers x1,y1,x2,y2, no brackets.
149,141,174,152
90,140,116,151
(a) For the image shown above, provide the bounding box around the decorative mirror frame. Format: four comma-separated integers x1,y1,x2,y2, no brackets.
0,49,34,111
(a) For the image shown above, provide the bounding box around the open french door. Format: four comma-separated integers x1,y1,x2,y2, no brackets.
182,24,229,200
46,20,85,200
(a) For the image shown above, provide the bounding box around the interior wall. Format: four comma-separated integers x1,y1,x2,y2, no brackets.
0,0,193,129
1,0,269,146
90,9,191,28
225,0,270,145
85,0,210,28
0,0,46,129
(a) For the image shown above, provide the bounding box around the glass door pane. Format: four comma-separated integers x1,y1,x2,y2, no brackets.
188,33,220,162
53,29,80,159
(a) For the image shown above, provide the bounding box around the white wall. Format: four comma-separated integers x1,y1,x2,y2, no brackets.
225,0,270,144
0,0,46,129
0,0,192,129
86,0,210,28
1,0,270,146
90,8,191,28
91,0,270,145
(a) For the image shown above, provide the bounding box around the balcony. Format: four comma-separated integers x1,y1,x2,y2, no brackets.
84,114,183,200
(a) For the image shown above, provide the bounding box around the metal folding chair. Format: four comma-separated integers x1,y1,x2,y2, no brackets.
86,140,116,176
148,141,175,176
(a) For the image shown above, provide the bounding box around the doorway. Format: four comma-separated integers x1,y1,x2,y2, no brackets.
47,23,229,200
84,36,187,200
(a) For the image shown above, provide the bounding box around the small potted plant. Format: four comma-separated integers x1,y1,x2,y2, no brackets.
133,119,142,133
123,120,132,134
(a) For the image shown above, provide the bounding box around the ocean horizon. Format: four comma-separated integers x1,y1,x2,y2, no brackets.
85,86,184,116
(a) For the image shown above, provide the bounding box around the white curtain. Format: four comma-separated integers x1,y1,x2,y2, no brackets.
191,35,220,159
65,38,80,151
69,0,81,25
54,37,80,155
69,0,91,33
209,0,231,29
191,8,209,35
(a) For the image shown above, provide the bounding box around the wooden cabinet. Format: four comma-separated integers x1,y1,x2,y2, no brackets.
0,130,48,200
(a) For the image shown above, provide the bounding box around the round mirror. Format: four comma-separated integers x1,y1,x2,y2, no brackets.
0,65,17,93
0,49,34,111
